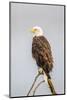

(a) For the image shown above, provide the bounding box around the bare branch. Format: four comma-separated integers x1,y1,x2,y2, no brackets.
27,73,43,96
47,79,56,95
33,80,45,96
27,68,56,96
42,69,56,95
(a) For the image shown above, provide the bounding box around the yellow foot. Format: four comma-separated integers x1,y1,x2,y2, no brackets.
38,68,43,74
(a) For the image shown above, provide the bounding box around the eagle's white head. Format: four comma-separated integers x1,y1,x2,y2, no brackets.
31,26,43,37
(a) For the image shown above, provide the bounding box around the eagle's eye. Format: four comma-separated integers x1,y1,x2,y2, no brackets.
33,28,38,33
34,28,38,32
34,29,37,31
31,28,38,33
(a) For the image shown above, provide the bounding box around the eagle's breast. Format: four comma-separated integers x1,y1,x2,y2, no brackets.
32,36,53,73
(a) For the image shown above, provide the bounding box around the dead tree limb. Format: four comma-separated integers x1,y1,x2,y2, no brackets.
27,73,43,96
47,78,56,95
33,80,45,96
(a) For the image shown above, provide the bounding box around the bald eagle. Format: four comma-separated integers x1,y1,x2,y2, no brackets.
31,26,56,94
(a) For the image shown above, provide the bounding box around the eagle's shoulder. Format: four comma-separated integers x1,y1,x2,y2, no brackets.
33,36,51,49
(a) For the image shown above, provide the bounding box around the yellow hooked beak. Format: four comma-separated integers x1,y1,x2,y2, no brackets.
31,29,35,33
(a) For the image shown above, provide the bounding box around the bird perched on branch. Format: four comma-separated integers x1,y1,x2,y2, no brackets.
31,26,56,95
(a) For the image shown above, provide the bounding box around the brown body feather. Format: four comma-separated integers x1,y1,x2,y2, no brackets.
32,36,53,78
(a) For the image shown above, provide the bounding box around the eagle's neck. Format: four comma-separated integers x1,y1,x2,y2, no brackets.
33,32,43,37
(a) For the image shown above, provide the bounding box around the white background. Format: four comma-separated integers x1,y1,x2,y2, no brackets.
0,0,66,100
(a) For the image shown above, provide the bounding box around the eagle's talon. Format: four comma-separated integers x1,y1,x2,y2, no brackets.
38,68,43,74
